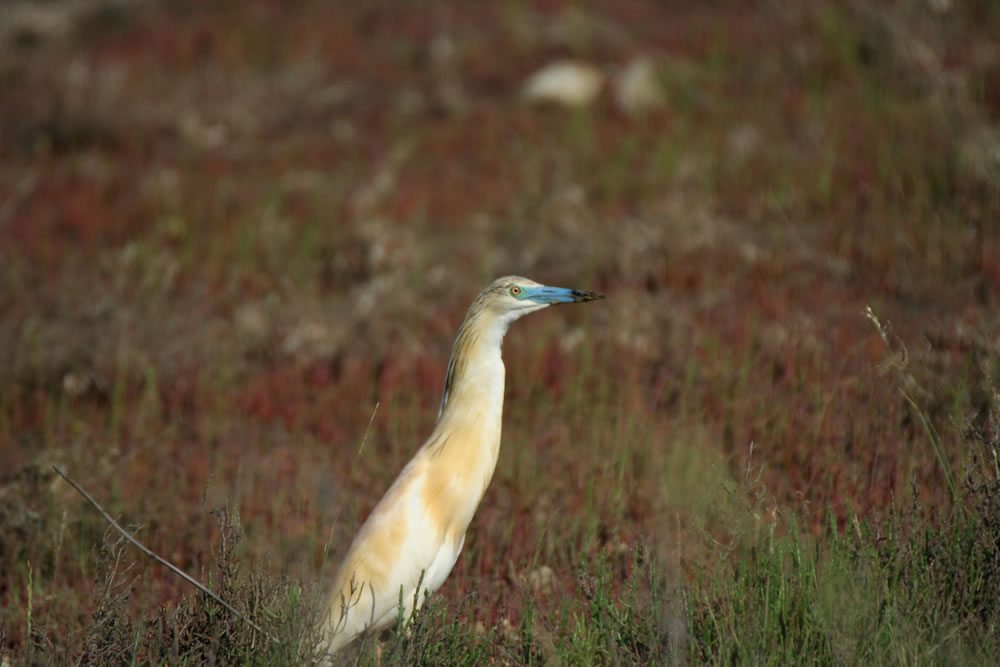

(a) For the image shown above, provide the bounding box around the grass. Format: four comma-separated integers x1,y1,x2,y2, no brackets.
2,0,999,663
688,506,1000,665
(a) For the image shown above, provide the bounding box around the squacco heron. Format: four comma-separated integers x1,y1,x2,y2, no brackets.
320,275,603,656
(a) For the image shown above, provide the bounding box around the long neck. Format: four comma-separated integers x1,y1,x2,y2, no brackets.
438,306,509,421
420,305,513,543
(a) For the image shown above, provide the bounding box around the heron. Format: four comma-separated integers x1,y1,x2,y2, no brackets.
319,275,603,657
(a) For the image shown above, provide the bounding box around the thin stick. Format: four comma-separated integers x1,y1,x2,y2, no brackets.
51,465,267,637
354,401,380,463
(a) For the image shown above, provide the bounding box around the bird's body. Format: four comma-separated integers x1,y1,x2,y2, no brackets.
320,276,602,656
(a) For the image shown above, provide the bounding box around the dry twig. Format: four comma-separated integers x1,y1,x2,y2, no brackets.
51,465,270,639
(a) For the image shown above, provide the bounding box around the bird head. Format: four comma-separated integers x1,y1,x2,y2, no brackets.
438,275,604,417
480,275,604,324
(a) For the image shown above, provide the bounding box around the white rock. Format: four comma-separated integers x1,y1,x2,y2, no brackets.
522,60,604,107
614,57,663,114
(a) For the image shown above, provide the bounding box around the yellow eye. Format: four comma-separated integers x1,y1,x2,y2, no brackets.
510,286,521,296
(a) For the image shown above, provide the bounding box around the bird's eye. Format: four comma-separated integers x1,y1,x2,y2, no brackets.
510,286,521,296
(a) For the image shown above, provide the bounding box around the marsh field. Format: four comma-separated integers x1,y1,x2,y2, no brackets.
2,0,999,664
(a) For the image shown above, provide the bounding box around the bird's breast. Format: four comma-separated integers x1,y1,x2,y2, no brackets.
420,414,502,544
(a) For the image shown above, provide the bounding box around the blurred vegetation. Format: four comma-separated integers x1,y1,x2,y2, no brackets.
1,0,998,663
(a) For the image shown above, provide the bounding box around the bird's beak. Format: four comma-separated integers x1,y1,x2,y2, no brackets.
525,285,605,305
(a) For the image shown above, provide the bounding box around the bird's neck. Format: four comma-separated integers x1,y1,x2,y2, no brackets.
426,309,509,508
416,308,512,546
438,308,510,423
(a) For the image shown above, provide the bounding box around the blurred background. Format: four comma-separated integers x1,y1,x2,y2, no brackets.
1,0,999,662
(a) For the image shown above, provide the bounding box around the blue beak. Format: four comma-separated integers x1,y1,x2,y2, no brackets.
522,285,604,305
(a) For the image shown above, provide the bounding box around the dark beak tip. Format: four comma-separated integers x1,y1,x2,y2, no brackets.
551,288,604,304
